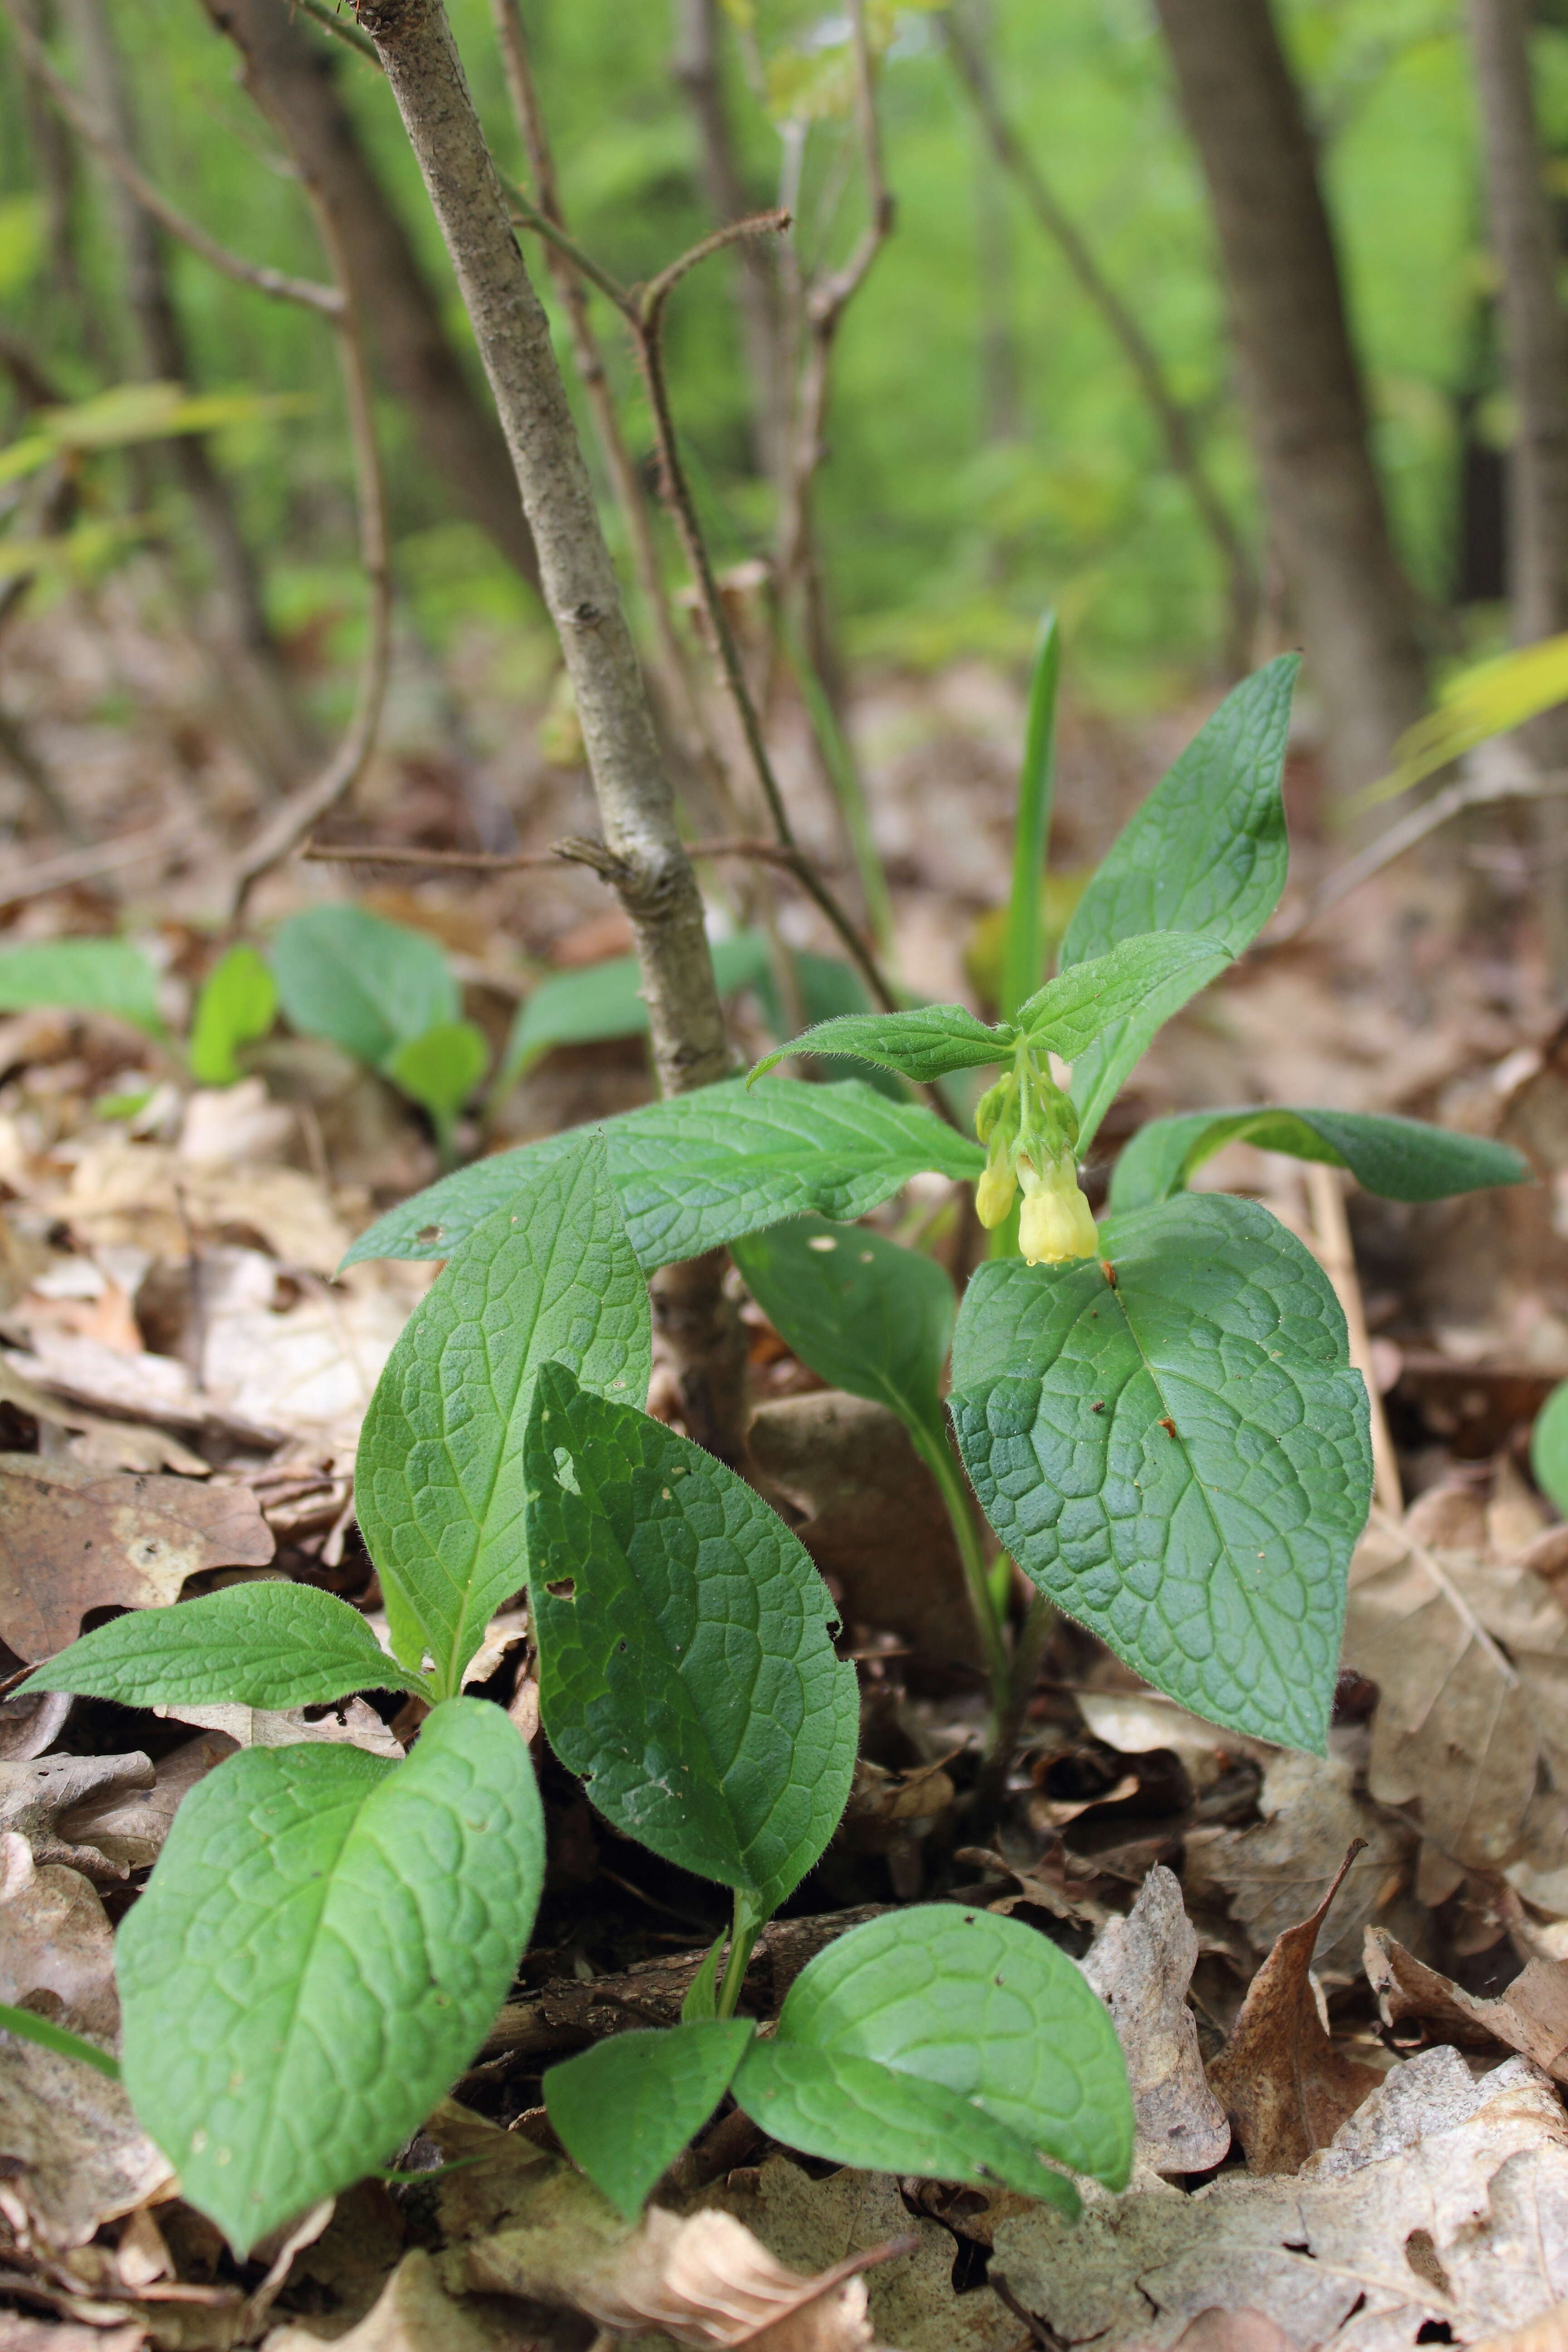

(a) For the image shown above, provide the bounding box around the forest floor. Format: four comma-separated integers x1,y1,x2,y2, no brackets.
5,576,1568,2350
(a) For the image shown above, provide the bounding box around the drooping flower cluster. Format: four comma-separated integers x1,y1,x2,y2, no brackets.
973,1052,1098,1266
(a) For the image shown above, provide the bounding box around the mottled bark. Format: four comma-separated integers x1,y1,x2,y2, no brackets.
1152,0,1428,787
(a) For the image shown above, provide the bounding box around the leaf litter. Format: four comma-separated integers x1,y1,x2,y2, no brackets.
9,647,1568,2347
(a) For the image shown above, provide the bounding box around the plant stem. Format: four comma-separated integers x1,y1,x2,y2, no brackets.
715,1894,763,2020
911,1421,1010,1710
969,1590,1055,1833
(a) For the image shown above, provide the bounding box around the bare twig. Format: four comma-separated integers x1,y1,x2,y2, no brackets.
0,823,179,905
222,211,392,911
302,832,799,872
943,7,1256,671
0,0,343,317
1269,766,1568,943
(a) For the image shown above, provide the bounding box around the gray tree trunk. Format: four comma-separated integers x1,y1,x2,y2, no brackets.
1467,0,1568,980
1152,0,1428,789
201,0,541,594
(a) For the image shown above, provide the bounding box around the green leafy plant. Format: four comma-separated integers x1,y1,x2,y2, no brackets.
188,943,277,1085
21,652,1532,2253
0,936,164,1034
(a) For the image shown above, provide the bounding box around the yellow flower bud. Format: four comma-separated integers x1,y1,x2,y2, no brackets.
975,1153,1018,1228
1018,1158,1098,1265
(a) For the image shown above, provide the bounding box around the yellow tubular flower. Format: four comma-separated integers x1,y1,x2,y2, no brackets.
1018,1156,1099,1265
975,1152,1018,1228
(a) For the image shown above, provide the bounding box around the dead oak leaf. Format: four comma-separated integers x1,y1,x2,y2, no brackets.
1081,1864,1230,2178
1206,1843,1385,2174
0,1453,274,1661
263,2247,550,2352
1344,1506,1568,1874
1366,1926,1568,2082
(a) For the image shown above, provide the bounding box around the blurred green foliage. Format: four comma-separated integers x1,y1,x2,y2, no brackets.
0,0,1522,701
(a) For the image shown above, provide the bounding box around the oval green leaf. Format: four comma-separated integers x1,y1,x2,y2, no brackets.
116,1696,543,2255
748,1004,1010,1087
0,938,163,1036
950,1192,1372,1751
544,2019,754,2219
730,1215,954,1439
1533,1380,1568,1518
500,934,771,1090
1109,1105,1531,1215
733,1905,1131,2205
271,905,458,1068
525,1361,858,1912
188,945,277,1085
356,1132,650,1690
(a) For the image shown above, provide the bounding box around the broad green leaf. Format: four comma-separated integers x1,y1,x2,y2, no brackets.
357,1133,649,1692
499,934,770,1090
1000,613,1060,1023
1533,1381,1568,1518
342,1079,983,1275
0,938,162,1035
1017,932,1231,1062
18,1583,424,1710
730,1215,954,1441
117,1697,543,2255
749,1004,1009,1086
525,1361,858,1911
757,949,907,1099
733,1905,1131,2204
271,906,458,1068
188,946,277,1085
1059,657,1297,1147
1109,1106,1532,1215
544,2020,754,2218
383,1020,489,1146
950,1192,1371,1751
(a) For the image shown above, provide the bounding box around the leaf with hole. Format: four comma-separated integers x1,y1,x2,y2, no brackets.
730,1215,954,1447
748,1004,1009,1086
0,938,162,1035
1108,1105,1532,1215
1058,657,1297,1145
188,945,277,1084
342,1078,983,1275
498,934,770,1090
271,905,458,1068
116,1696,542,2254
357,1132,649,1690
949,1191,1371,1750
525,1360,858,1911
1016,931,1232,1062
732,1905,1131,2206
17,1583,424,1710
544,2019,754,2218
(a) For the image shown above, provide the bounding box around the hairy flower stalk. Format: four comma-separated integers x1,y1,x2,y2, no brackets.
973,1051,1098,1264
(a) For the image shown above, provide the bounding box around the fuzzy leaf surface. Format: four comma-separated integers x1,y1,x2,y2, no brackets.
730,1215,953,1438
733,1905,1131,2203
343,1079,983,1274
748,1005,1009,1085
356,1133,649,1687
950,1192,1371,1750
116,1698,542,2255
525,1362,858,1911
1058,657,1296,1144
271,905,457,1068
17,1583,423,1708
544,2020,754,2218
1016,932,1231,1062
1108,1106,1532,1215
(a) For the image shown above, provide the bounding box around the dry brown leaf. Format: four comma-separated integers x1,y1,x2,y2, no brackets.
0,1752,154,1877
0,1688,73,1765
0,1453,274,1659
0,1354,209,1472
1183,1748,1411,1972
989,2049,1568,2352
1206,1844,1385,2174
0,2322,147,2352
263,2249,542,2352
152,1697,401,1757
1080,1865,1230,2177
1366,1926,1568,2081
747,1392,983,1672
1344,1507,1568,1874
0,2038,172,2250
1473,2302,1568,2352
55,1730,237,1870
61,1135,350,1275
1160,2317,1298,2352
198,1250,418,1457
0,1831,118,2041
2,1334,266,1441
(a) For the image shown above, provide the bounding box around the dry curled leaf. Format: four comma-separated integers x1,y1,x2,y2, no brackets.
55,1730,237,1871
1080,1864,1230,2177
989,2049,1568,2352
1366,1926,1568,2082
0,1751,154,1878
264,2248,544,2352
152,1697,402,1757
1183,1748,1410,1972
1206,1843,1385,2175
0,1831,118,2042
0,1452,274,1661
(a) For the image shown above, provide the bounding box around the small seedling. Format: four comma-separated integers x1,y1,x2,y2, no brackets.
26,652,1529,2250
